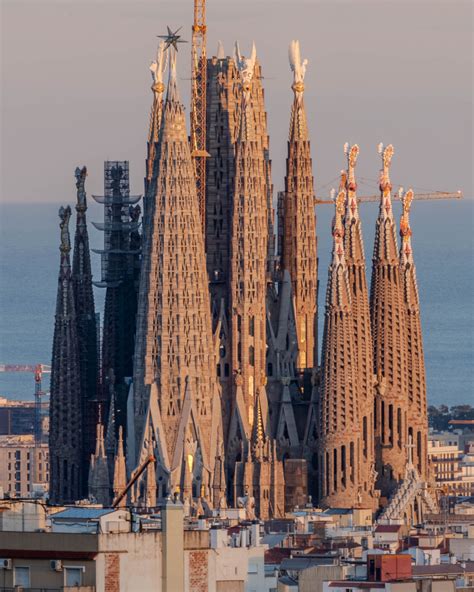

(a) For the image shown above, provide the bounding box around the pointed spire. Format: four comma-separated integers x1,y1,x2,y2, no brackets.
49,206,83,504
331,183,347,269
72,166,99,491
399,188,414,265
113,426,127,507
288,40,309,139
88,420,111,506
281,40,317,371
166,47,180,104
342,144,376,506
235,41,258,141
344,143,360,222
216,40,225,59
399,189,428,478
145,428,157,508
132,47,222,503
318,181,364,508
229,39,270,447
370,143,409,498
145,41,168,193
378,143,395,220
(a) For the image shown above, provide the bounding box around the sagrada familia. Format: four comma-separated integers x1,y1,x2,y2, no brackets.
49,31,434,520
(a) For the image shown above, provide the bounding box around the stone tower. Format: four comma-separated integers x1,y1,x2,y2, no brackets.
72,166,99,492
131,49,224,505
343,145,377,507
49,206,83,503
399,189,428,479
281,40,318,372
226,43,284,517
205,47,275,444
318,187,364,508
370,144,408,498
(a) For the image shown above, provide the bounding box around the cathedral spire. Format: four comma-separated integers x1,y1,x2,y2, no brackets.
281,40,317,371
132,46,222,503
343,144,376,507
370,144,408,499
319,186,364,508
72,165,98,494
88,420,111,506
50,206,83,504
144,42,168,232
399,189,428,479
228,43,284,518
113,426,127,507
228,42,270,448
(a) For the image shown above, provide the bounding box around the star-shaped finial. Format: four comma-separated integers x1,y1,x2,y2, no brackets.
158,26,188,51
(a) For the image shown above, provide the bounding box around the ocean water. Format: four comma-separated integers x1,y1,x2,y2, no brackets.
0,199,473,406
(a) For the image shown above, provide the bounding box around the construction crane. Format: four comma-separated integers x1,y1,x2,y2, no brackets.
33,364,48,446
0,363,51,445
112,454,155,508
314,190,463,205
0,364,51,373
190,0,209,232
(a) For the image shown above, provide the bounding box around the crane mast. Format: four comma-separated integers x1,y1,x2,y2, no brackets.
190,0,208,233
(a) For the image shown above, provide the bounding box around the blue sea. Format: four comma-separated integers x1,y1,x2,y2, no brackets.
0,199,473,407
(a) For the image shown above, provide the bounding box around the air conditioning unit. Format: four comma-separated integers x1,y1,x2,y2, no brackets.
0,558,12,569
50,559,63,572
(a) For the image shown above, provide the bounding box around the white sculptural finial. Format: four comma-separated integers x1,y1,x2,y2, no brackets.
234,41,257,91
289,40,308,90
150,41,168,94
217,40,225,60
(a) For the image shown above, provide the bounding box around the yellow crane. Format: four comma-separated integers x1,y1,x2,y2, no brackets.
315,190,462,205
190,0,209,232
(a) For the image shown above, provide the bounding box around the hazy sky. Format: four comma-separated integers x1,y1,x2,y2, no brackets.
1,0,472,203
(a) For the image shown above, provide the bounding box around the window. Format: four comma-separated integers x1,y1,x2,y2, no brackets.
14,566,30,587
65,567,83,586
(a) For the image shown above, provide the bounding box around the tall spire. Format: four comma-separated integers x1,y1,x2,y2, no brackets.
228,41,270,450
144,41,167,229
112,426,127,507
281,40,317,370
343,144,377,507
228,43,284,518
132,47,223,502
370,144,408,498
72,166,99,494
88,421,111,506
318,185,364,508
399,189,428,479
49,206,83,503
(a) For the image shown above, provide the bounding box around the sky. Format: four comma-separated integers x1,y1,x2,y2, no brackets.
0,0,472,204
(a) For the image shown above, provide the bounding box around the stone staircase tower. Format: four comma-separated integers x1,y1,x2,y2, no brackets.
343,145,377,508
370,144,409,499
318,186,364,508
